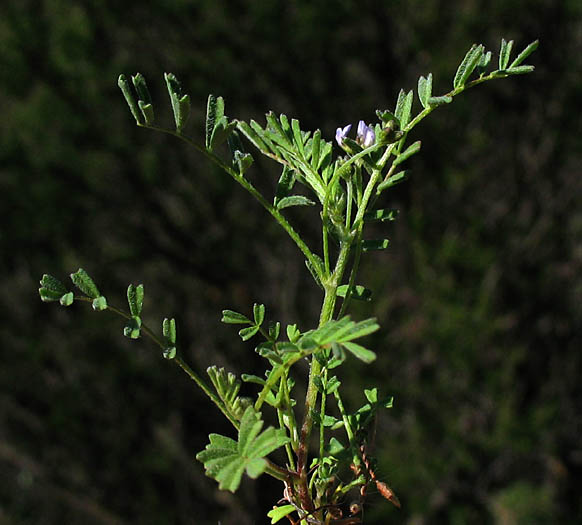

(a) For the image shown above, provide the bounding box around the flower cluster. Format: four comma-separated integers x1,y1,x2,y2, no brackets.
335,120,376,148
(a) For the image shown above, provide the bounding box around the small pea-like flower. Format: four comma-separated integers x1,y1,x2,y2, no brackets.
356,120,376,147
335,124,352,146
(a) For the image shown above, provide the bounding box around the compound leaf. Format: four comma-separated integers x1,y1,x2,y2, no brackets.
196,406,289,492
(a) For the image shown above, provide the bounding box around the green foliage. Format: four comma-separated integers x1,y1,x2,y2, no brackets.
70,268,100,299
38,31,541,525
164,73,190,133
196,406,290,492
207,366,251,421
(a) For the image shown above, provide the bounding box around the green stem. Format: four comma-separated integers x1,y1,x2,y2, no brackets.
333,389,360,468
318,368,328,461
278,377,297,470
139,124,324,283
76,297,291,482
337,229,363,318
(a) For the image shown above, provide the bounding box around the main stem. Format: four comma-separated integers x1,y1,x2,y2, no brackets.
295,240,352,513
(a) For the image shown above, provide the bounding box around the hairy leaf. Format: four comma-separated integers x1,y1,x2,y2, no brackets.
395,89,413,128
196,406,289,492
509,40,539,68
127,284,144,317
70,268,100,299
276,195,316,210
453,44,484,88
117,74,142,124
163,318,176,345
417,73,433,109
221,310,251,324
499,38,514,70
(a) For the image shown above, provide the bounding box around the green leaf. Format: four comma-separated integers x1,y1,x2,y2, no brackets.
196,406,290,492
268,321,280,341
310,129,321,169
59,292,74,306
336,284,372,301
364,208,399,222
239,325,260,341
362,239,390,251
70,268,100,298
334,318,380,343
131,73,152,104
341,341,376,363
305,255,324,289
505,65,535,75
237,120,270,153
395,89,413,128
453,44,484,89
137,101,154,125
326,376,341,395
206,94,224,149
377,170,408,193
163,318,176,345
241,374,266,386
417,73,433,109
163,346,177,359
210,117,237,150
477,50,492,75
394,140,421,166
266,112,292,147
117,74,143,124
286,324,300,343
499,38,514,70
291,118,305,156
274,166,296,206
276,195,316,210
207,367,251,419
509,40,539,68
253,303,265,327
124,316,142,339
221,309,251,324
427,95,452,107
267,504,296,524
39,274,69,302
127,284,144,317
92,296,107,311
376,109,400,128
364,388,378,404
164,73,190,133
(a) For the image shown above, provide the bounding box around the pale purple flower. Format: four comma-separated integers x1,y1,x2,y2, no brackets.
357,120,375,147
335,124,352,146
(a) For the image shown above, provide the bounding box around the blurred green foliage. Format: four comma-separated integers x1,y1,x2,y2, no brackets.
1,0,580,523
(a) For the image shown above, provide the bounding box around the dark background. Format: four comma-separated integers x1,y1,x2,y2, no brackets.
1,1,580,523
